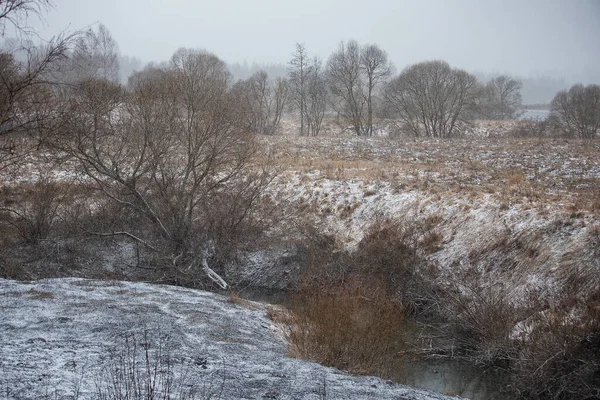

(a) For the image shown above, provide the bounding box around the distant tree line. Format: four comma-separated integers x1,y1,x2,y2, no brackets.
277,41,598,139
281,41,525,138
231,41,528,138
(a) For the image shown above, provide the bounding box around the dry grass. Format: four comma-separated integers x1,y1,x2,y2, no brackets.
227,291,261,311
284,276,408,378
258,130,600,214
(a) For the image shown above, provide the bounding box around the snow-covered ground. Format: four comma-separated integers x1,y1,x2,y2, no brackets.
518,109,550,121
0,278,459,400
242,133,600,306
256,170,599,300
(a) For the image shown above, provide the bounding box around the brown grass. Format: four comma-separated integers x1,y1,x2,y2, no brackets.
284,276,408,378
258,133,600,214
227,291,260,310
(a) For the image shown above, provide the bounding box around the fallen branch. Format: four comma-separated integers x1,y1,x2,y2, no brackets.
85,230,158,252
199,253,228,290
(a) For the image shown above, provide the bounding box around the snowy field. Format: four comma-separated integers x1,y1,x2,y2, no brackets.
0,278,457,400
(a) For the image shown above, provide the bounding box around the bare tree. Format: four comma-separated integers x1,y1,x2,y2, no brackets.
326,41,392,136
0,16,75,170
478,75,523,120
55,49,272,288
235,70,289,135
550,83,600,139
68,23,120,83
0,0,71,140
383,60,479,138
0,0,52,36
360,44,393,135
305,57,327,136
326,40,366,135
288,43,311,135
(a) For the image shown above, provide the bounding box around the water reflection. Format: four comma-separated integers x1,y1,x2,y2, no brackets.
397,358,510,399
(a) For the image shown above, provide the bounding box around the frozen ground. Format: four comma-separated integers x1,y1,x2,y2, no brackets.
518,109,550,121
0,278,459,400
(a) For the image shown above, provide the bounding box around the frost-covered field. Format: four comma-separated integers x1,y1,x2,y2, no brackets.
518,109,550,121
0,278,457,400
256,131,600,301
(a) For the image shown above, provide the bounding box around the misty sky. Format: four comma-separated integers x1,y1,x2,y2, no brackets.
33,0,600,81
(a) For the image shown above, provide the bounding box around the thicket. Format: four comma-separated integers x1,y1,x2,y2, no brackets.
281,216,600,399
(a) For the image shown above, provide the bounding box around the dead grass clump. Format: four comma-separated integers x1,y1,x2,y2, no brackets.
0,175,71,244
286,276,408,378
95,329,223,400
511,289,600,400
227,291,260,311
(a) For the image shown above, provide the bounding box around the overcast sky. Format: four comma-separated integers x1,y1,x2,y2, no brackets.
33,0,600,81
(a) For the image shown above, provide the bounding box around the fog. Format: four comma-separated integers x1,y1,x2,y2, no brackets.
33,0,600,87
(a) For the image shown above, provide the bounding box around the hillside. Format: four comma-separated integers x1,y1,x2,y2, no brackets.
0,278,457,400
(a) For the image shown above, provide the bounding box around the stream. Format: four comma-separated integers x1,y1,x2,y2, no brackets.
241,288,512,399
397,357,510,399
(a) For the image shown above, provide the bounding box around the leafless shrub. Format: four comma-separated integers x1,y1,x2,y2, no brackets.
286,275,407,378
0,253,31,280
511,289,600,399
233,70,289,135
425,266,600,399
477,75,523,120
95,329,224,400
438,280,520,366
505,120,547,138
550,84,600,139
0,174,70,243
353,220,417,287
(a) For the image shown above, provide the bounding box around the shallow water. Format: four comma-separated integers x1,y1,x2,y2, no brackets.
397,358,510,399
243,289,511,399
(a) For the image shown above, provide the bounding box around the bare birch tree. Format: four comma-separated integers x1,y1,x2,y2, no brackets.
327,41,392,135
288,43,311,135
326,40,365,135
305,57,327,136
360,44,393,135
0,0,52,36
69,23,120,83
